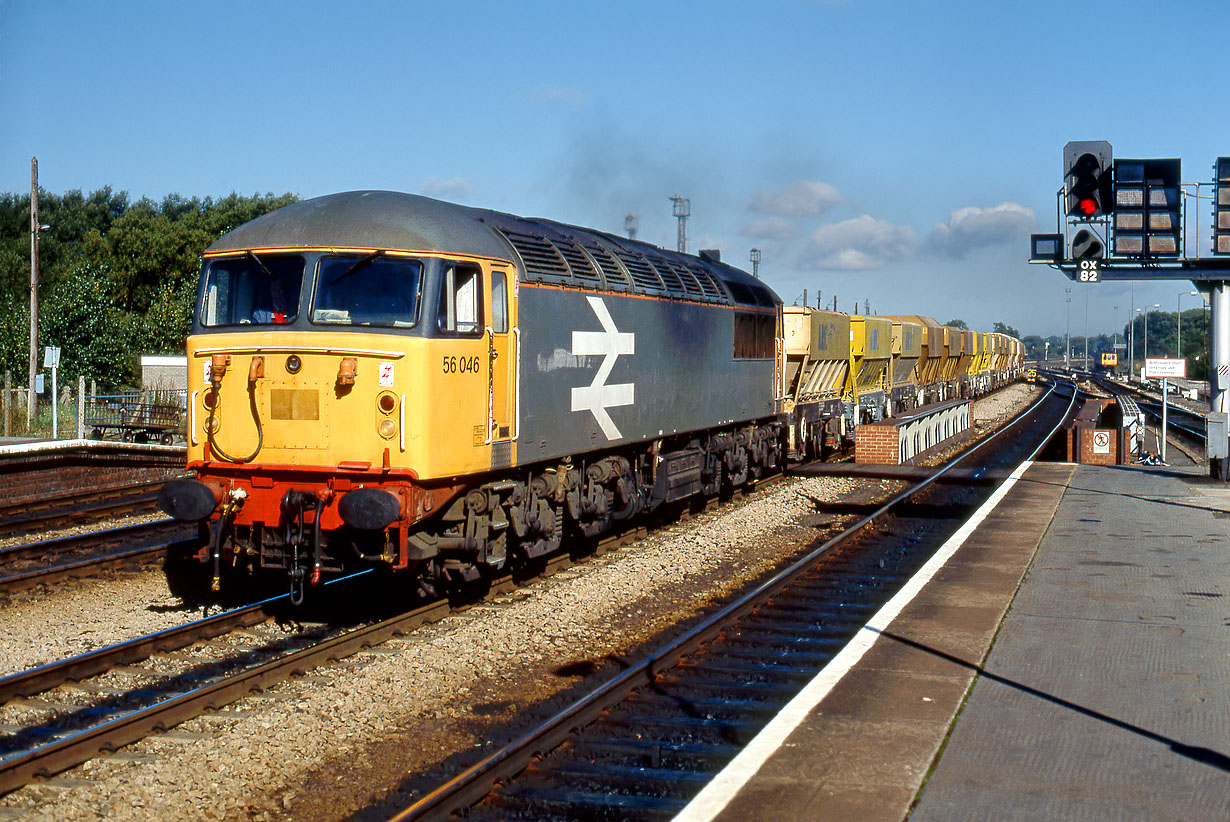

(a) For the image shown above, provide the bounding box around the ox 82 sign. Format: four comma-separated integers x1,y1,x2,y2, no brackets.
1077,259,1100,282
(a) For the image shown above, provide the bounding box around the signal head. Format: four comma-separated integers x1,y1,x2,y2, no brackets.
1064,141,1113,220
1071,228,1104,260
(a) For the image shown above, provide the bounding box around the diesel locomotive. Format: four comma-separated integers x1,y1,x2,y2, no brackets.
158,191,1022,603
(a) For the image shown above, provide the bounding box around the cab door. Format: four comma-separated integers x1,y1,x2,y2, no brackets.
486,265,517,465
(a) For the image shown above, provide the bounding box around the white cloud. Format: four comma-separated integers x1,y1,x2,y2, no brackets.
928,201,1036,258
420,177,474,200
739,217,798,241
801,215,917,270
748,180,842,217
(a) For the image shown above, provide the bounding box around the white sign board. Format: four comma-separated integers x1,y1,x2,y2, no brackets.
43,346,60,368
1092,430,1111,454
1144,358,1186,379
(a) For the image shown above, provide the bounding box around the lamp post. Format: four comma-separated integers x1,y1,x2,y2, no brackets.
1144,303,1160,366
1084,287,1090,369
1133,307,1141,380
1065,287,1072,369
1178,290,1199,361
1113,304,1119,373
1130,285,1136,377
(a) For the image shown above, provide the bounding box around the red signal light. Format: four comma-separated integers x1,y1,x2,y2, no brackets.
1078,197,1098,216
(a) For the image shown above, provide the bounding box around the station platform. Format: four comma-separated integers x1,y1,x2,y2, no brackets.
682,460,1230,821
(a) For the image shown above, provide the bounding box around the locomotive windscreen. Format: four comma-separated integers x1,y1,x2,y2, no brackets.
201,253,305,326
312,254,423,328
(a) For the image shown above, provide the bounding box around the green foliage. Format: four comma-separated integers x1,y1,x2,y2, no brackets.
945,318,969,330
42,264,139,386
1022,335,1045,359
992,321,1020,340
0,188,297,389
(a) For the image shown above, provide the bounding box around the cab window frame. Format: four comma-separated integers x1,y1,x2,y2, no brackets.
435,262,485,337
199,252,307,329
308,252,425,329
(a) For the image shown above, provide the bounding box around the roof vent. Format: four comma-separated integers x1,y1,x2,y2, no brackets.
699,249,721,263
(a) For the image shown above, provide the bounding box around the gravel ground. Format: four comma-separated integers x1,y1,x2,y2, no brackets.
0,568,191,678
0,384,1038,821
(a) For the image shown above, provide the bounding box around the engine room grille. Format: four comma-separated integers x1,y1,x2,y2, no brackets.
683,261,728,300
645,255,685,293
498,229,571,282
579,241,633,290
613,250,666,292
646,253,704,298
553,239,601,282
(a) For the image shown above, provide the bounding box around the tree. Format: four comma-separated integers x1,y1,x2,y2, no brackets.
992,321,1020,339
41,264,137,388
1022,335,1045,360
945,318,969,330
0,187,298,388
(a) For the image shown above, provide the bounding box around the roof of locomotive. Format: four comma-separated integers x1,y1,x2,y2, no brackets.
207,190,780,308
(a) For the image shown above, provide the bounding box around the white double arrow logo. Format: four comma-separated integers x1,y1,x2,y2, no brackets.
571,296,635,440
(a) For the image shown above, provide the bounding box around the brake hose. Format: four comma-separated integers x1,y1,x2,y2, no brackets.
206,378,264,463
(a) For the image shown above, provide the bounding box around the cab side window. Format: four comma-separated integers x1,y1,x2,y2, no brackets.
490,269,508,334
437,265,483,336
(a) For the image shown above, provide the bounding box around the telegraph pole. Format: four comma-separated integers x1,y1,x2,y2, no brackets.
28,157,39,429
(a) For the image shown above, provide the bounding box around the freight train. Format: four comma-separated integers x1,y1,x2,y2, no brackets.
158,191,1023,603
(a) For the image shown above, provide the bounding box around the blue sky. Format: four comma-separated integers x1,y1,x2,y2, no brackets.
2,0,1227,338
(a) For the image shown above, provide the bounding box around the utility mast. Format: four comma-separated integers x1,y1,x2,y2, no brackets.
749,248,761,278
624,213,638,240
28,157,39,428
670,195,690,253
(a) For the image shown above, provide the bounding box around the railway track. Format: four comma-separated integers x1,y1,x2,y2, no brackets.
381,382,1077,820
0,384,1043,802
1092,376,1207,463
0,571,443,797
0,518,196,596
0,514,651,797
0,480,168,540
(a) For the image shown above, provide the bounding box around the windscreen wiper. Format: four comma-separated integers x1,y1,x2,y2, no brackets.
333,250,385,284
246,250,275,279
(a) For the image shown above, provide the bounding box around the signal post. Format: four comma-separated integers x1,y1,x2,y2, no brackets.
1032,141,1230,479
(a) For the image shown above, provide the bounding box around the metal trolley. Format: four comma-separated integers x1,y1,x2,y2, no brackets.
84,391,186,444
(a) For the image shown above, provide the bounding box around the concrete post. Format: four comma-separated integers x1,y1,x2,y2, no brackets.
77,375,86,439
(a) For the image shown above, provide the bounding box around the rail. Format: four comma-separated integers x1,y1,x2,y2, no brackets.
0,570,461,797
388,382,1077,820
